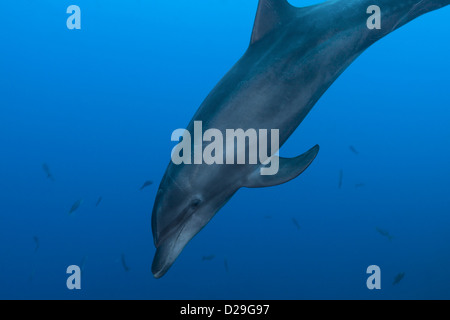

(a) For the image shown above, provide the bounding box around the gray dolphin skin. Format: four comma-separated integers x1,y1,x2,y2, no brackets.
151,0,449,278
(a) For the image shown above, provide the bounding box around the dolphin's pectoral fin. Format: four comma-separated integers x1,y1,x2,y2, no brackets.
250,0,296,45
244,145,320,188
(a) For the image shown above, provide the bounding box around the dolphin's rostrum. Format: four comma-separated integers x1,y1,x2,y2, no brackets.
151,0,449,278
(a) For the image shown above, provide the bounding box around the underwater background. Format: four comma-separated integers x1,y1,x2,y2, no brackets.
0,0,449,300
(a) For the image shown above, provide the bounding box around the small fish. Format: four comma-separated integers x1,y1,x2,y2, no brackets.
33,236,39,253
42,163,55,181
349,145,359,155
202,255,215,261
291,218,301,231
355,183,365,189
376,227,394,241
139,180,153,191
224,259,229,273
338,169,344,189
393,272,405,285
121,254,130,272
95,196,102,207
69,199,83,215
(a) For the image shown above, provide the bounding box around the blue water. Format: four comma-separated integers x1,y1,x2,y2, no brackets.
0,0,449,300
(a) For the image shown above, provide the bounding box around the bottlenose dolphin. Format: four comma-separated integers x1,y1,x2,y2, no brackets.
151,0,449,278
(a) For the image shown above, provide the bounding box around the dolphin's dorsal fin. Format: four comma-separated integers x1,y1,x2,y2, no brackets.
250,0,296,45
244,145,320,188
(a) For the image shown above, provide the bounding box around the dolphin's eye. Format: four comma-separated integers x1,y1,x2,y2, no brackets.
190,199,201,209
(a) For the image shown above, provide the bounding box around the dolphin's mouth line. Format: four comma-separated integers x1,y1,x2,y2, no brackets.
155,224,186,272
155,204,196,248
152,211,193,278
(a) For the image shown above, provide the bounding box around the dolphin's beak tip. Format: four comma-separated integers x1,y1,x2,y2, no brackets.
151,263,163,279
152,263,168,279
151,249,167,279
